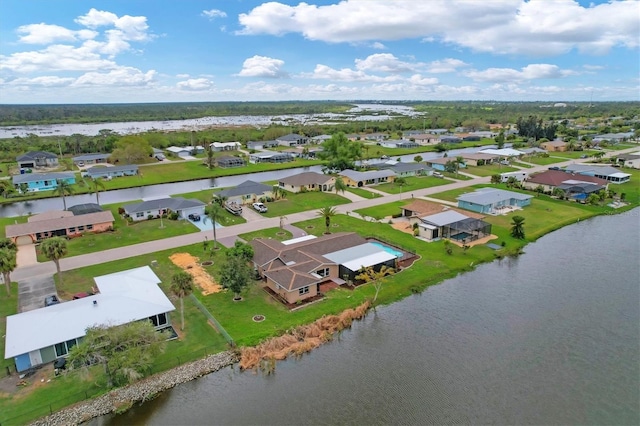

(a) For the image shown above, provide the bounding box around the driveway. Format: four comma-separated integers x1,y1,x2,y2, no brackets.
241,206,266,222
18,273,57,313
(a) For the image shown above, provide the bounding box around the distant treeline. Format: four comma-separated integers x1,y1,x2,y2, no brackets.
0,100,638,127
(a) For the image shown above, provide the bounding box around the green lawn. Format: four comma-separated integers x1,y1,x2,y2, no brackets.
240,228,293,242
519,155,566,165
354,200,406,220
0,215,28,238
261,190,351,218
346,186,382,199
546,150,600,159
0,283,18,371
374,175,451,194
464,164,519,177
511,162,534,168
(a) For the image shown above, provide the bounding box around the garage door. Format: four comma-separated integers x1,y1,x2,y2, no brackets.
16,235,33,245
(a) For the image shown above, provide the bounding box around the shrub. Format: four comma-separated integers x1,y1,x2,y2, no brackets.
147,214,154,220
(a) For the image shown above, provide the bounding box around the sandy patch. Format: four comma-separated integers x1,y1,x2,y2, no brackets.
391,221,414,235
169,253,223,295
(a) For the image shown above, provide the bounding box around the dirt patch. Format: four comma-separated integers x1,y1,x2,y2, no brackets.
391,221,414,235
169,253,223,295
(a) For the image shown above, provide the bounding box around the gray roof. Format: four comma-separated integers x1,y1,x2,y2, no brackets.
16,151,57,161
5,211,115,238
421,210,470,227
457,188,533,205
277,134,305,141
377,163,431,173
250,150,292,159
340,169,396,181
216,180,273,198
124,197,205,214
564,164,626,177
279,172,333,186
12,172,75,184
73,153,111,162
84,165,138,177
68,203,104,215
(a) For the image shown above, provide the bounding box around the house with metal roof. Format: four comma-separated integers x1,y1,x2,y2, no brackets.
16,151,59,169
210,142,241,152
215,180,274,204
278,172,336,193
457,188,533,214
247,140,279,150
4,266,175,372
82,164,138,179
615,152,640,169
72,153,111,165
249,150,294,164
123,197,205,221
374,162,433,177
416,210,492,243
339,169,396,187
12,172,76,192
276,134,309,146
563,164,631,184
523,170,608,193
216,156,246,168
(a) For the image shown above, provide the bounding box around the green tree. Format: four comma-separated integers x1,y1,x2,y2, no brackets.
0,247,17,296
495,130,505,149
40,237,68,285
0,180,16,199
413,155,423,163
205,142,215,170
111,135,153,164
219,255,253,301
510,215,526,239
394,177,408,197
170,271,194,331
67,321,166,388
227,240,254,262
85,177,105,204
203,203,223,250
317,206,338,234
333,176,347,195
355,265,393,303
272,185,287,200
318,132,363,171
490,174,501,184
53,179,74,210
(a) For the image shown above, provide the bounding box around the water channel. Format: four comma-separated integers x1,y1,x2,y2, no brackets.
94,209,639,425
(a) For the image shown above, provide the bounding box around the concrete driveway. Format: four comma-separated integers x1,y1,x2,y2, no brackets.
18,273,57,313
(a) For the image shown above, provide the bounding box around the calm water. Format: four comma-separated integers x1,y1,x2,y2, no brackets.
97,210,640,425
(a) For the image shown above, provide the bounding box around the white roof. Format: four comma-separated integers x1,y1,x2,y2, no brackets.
166,146,192,153
281,235,317,245
211,142,240,148
421,210,469,227
5,266,174,359
480,148,524,157
610,172,631,178
323,242,397,272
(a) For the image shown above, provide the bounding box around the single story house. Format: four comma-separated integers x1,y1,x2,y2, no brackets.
479,148,525,158
250,233,400,304
277,134,308,146
82,165,138,179
5,210,115,245
439,136,462,143
459,153,499,166
469,131,498,138
247,140,279,150
541,140,568,152
210,142,241,152
339,169,396,187
215,180,274,204
365,133,389,142
425,157,466,171
311,134,333,143
417,210,492,243
379,140,420,149
462,135,481,142
407,133,439,145
249,150,294,164
12,172,76,192
591,132,635,143
72,153,111,165
4,266,175,372
375,162,433,177
557,181,607,200
615,152,640,169
523,170,608,193
278,172,336,193
216,156,246,168
457,188,533,214
152,148,166,161
401,199,486,221
499,171,529,183
124,197,205,221
563,164,631,184
17,151,58,169
166,146,204,157
426,128,450,135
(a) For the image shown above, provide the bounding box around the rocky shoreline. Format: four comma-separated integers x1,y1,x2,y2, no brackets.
29,351,239,426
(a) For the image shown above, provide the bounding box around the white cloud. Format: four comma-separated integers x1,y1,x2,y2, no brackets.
355,53,417,73
426,58,468,73
465,64,574,82
9,76,75,87
177,78,213,90
370,42,386,50
407,74,439,86
176,73,190,78
238,0,640,56
17,24,97,44
73,67,156,86
0,43,118,72
237,55,288,78
202,9,227,20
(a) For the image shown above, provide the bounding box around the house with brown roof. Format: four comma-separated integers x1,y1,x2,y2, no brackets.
459,153,499,166
278,172,336,193
523,170,609,193
5,210,115,245
250,233,400,304
540,140,568,152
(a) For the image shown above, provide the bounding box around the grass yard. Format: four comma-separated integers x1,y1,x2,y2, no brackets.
0,284,18,371
261,190,350,218
354,200,406,220
546,150,601,159
346,186,382,199
374,175,451,194
522,155,567,165
240,228,293,242
0,215,28,238
464,164,519,177
511,162,534,168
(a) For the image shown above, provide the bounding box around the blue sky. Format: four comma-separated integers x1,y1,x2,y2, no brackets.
0,0,638,104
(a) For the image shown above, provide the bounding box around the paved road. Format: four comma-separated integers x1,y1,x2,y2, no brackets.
11,148,637,282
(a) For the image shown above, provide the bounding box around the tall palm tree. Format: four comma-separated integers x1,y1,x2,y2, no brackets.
212,194,227,206
40,237,68,285
53,179,74,210
333,177,347,195
394,177,408,198
170,271,194,331
317,206,338,234
0,247,17,296
510,215,526,240
203,203,223,250
272,185,287,201
86,178,106,204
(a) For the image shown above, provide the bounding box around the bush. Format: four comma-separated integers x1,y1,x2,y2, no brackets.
169,212,179,220
147,214,154,220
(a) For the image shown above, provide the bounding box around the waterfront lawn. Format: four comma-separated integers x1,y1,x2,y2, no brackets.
464,164,519,177
346,186,382,199
169,190,248,226
0,283,18,371
354,200,405,220
0,215,28,238
262,191,350,218
374,176,451,194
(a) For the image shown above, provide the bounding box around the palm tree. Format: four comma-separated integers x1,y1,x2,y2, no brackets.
455,156,465,177
510,215,526,240
333,177,347,195
394,177,408,197
0,247,17,296
206,141,215,170
272,185,287,201
0,180,16,199
203,203,223,250
170,271,194,331
53,179,74,210
86,178,105,204
317,206,338,234
40,237,68,285
212,194,227,206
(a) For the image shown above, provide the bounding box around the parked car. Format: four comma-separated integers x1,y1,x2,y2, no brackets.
253,202,268,213
188,213,201,222
44,295,60,307
432,172,444,178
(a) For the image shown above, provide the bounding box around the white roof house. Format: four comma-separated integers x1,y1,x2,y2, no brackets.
323,243,397,272
480,148,525,157
5,266,174,362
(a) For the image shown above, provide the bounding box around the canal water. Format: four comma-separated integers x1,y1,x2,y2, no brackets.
95,210,640,425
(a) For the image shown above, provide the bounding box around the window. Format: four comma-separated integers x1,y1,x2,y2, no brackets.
316,268,329,277
87,224,93,230
69,227,76,233
149,313,168,328
136,212,144,218
299,286,310,295
54,338,79,357
78,225,85,231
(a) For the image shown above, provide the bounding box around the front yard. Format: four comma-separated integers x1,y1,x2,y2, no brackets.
374,175,452,194
261,190,351,218
464,164,519,177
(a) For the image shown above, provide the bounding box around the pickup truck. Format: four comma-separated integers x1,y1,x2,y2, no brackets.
224,201,243,215
253,202,268,213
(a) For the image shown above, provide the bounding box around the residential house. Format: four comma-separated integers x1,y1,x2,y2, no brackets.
375,162,433,177
339,169,396,187
124,197,205,221
541,140,568,152
249,150,294,164
592,132,635,143
250,233,400,304
216,156,246,168
5,210,115,245
469,131,498,139
379,140,420,149
215,180,274,204
426,128,450,135
417,210,492,243
72,153,111,165
459,153,499,166
523,170,608,193
479,148,525,158
311,134,333,143
616,152,640,169
210,142,241,152
499,171,529,183
563,164,631,184
12,172,76,192
276,134,308,146
439,136,462,143
17,151,59,169
82,165,138,179
4,266,175,372
425,157,466,171
407,133,440,145
364,133,388,142
151,148,166,161
457,187,533,214
166,146,203,157
67,203,103,216
278,172,336,193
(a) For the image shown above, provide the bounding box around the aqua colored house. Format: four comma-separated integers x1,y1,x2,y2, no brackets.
457,188,532,215
12,172,76,192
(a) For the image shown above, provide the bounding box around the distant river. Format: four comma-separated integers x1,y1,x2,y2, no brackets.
95,209,640,425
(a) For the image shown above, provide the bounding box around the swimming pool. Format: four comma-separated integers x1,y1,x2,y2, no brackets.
370,241,403,258
450,232,471,241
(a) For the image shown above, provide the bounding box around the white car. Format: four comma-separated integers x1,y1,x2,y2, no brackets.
432,172,444,178
253,202,268,213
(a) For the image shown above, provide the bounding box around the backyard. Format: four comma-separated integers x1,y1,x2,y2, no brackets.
261,190,351,218
463,164,520,177
374,175,452,194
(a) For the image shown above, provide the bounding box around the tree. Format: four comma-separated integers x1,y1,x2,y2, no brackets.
272,185,287,201
355,265,393,303
0,180,16,199
317,206,338,234
318,132,363,171
495,130,505,149
40,237,68,285
333,176,347,195
205,142,215,170
212,193,228,206
510,215,526,239
413,155,423,163
53,179,74,210
170,271,194,331
227,240,254,262
203,203,223,250
85,177,105,204
394,177,408,198
505,176,519,188
219,255,253,301
0,247,17,296
67,321,166,388
110,135,153,164
490,174,501,184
